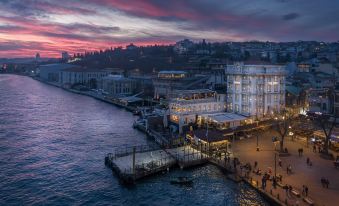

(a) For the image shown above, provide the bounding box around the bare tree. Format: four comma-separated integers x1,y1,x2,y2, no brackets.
274,109,294,152
314,114,338,154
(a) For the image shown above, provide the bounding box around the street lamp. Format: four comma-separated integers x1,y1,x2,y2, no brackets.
274,152,277,179
256,134,259,151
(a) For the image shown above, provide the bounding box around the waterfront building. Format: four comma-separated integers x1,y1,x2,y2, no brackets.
153,70,209,100
60,67,111,89
102,75,136,97
39,63,79,83
225,62,286,120
168,89,228,133
129,74,154,97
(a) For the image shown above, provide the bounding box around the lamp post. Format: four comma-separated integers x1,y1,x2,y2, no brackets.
274,152,277,179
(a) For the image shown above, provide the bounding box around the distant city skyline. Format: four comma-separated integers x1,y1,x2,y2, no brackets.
0,0,338,58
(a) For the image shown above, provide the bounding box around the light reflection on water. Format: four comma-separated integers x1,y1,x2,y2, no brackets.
0,75,268,205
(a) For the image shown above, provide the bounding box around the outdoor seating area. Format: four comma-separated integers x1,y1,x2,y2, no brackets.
197,112,248,130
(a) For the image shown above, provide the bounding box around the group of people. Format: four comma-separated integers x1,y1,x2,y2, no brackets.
302,185,309,196
313,144,322,153
261,173,270,190
321,177,330,188
283,184,293,197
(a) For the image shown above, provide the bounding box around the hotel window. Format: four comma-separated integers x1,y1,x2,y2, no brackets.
267,95,271,103
235,84,240,92
267,85,271,92
227,103,233,111
235,104,239,113
235,94,240,102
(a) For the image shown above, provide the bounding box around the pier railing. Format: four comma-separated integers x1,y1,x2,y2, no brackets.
112,144,159,158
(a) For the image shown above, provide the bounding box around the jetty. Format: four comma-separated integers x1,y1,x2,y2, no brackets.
105,144,209,183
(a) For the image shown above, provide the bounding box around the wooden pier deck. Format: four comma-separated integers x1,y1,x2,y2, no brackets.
105,145,209,183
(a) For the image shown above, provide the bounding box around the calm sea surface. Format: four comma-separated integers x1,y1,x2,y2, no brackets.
0,74,268,206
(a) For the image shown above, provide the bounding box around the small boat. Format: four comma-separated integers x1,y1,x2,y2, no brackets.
170,176,193,185
133,110,140,115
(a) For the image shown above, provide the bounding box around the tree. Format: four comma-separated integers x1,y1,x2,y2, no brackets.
274,109,294,152
314,113,338,155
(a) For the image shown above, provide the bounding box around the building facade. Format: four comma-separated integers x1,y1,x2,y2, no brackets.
39,63,79,83
225,62,286,120
169,89,226,133
60,68,111,88
102,75,136,97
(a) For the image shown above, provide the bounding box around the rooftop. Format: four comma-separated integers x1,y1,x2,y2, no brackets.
199,112,247,123
62,67,108,72
158,70,187,74
173,89,214,94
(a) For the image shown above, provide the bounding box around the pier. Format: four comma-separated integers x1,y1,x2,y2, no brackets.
105,144,209,183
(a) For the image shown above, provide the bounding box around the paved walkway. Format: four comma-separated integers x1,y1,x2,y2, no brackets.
232,129,339,206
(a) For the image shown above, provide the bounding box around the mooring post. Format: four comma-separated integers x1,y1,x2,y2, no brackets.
132,146,136,180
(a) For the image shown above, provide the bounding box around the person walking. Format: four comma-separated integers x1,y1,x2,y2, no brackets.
305,186,309,196
306,157,310,165
326,179,330,188
278,159,282,167
286,165,289,174
313,144,316,152
321,177,325,187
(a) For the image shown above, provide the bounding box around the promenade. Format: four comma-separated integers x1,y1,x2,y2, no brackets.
233,129,339,206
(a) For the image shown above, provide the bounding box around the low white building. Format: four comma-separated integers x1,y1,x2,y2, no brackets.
39,63,79,83
169,89,227,133
60,68,111,88
102,75,136,97
225,62,286,120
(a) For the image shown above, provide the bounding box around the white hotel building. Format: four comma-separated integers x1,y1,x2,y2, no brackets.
225,62,286,120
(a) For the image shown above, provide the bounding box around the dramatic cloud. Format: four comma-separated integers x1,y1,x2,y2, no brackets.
0,0,338,58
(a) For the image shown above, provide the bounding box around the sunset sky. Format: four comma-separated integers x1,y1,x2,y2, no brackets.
0,0,338,58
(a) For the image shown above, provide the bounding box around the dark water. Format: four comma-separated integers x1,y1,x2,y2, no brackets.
0,75,268,206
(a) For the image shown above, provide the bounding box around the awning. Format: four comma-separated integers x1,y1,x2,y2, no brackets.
200,112,247,123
